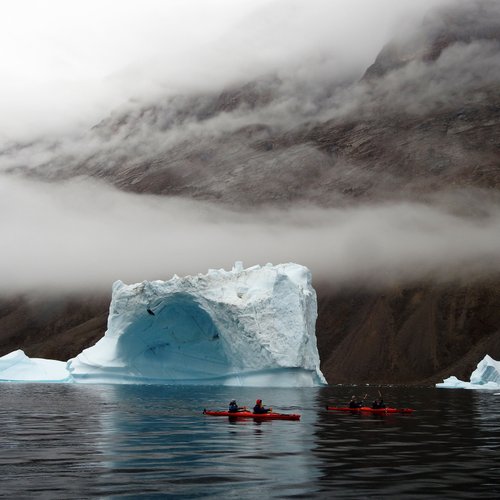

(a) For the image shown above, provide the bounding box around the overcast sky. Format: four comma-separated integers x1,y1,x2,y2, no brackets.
4,0,498,296
0,0,448,143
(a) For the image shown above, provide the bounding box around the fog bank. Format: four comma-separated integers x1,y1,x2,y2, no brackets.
2,176,500,295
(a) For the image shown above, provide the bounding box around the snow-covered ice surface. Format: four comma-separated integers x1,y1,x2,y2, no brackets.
436,355,500,390
1,263,325,386
0,349,70,382
63,262,326,386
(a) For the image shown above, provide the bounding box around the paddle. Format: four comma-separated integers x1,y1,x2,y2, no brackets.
376,389,386,409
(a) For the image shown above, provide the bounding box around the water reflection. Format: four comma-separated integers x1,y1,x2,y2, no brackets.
0,383,109,497
93,385,323,497
1,384,500,498
312,386,500,499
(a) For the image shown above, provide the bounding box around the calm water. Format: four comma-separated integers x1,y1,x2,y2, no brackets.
1,384,499,499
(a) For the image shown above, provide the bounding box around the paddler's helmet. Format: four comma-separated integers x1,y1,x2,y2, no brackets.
230,399,236,403
256,399,262,404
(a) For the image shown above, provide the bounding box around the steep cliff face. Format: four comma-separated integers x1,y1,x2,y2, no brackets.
315,281,500,384
364,0,500,79
1,0,500,384
0,295,109,362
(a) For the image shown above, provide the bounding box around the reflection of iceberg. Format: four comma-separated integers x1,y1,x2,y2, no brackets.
93,385,321,497
0,349,70,382
436,355,500,390
0,262,326,387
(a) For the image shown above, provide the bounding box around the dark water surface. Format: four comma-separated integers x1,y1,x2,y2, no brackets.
1,384,499,498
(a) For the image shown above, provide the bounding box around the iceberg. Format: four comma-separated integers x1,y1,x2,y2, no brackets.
0,262,325,386
436,355,500,390
0,349,70,383
67,262,326,386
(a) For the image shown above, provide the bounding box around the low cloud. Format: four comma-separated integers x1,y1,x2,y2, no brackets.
2,175,500,295
322,39,500,122
0,0,446,145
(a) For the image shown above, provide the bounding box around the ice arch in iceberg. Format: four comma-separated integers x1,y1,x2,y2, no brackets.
116,293,231,381
67,262,326,386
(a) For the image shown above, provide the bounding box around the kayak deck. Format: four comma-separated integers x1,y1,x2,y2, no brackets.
203,410,300,421
327,406,414,414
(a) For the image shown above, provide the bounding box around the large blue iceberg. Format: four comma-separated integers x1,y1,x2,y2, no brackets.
0,262,326,387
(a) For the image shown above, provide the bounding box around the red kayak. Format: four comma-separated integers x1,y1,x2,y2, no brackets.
203,409,300,421
327,406,414,414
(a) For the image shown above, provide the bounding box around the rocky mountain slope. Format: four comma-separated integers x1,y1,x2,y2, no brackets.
1,0,500,384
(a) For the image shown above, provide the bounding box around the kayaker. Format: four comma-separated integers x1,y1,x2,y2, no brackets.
372,390,386,409
349,395,360,408
372,398,386,409
253,399,271,414
349,394,366,408
228,400,242,413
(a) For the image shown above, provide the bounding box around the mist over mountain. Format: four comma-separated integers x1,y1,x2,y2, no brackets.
1,0,500,384
4,1,499,207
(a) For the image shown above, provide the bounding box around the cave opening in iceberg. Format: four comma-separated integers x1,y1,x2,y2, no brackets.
117,293,231,381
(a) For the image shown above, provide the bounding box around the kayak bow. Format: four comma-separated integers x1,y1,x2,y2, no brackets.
203,409,300,421
327,406,414,414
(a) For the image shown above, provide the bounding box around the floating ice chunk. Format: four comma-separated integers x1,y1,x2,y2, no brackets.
68,262,327,386
436,355,500,390
0,349,71,383
436,375,464,388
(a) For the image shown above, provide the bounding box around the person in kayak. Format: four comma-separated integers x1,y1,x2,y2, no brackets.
253,399,271,414
349,395,361,408
228,400,243,413
349,394,367,408
372,398,386,409
372,391,386,409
